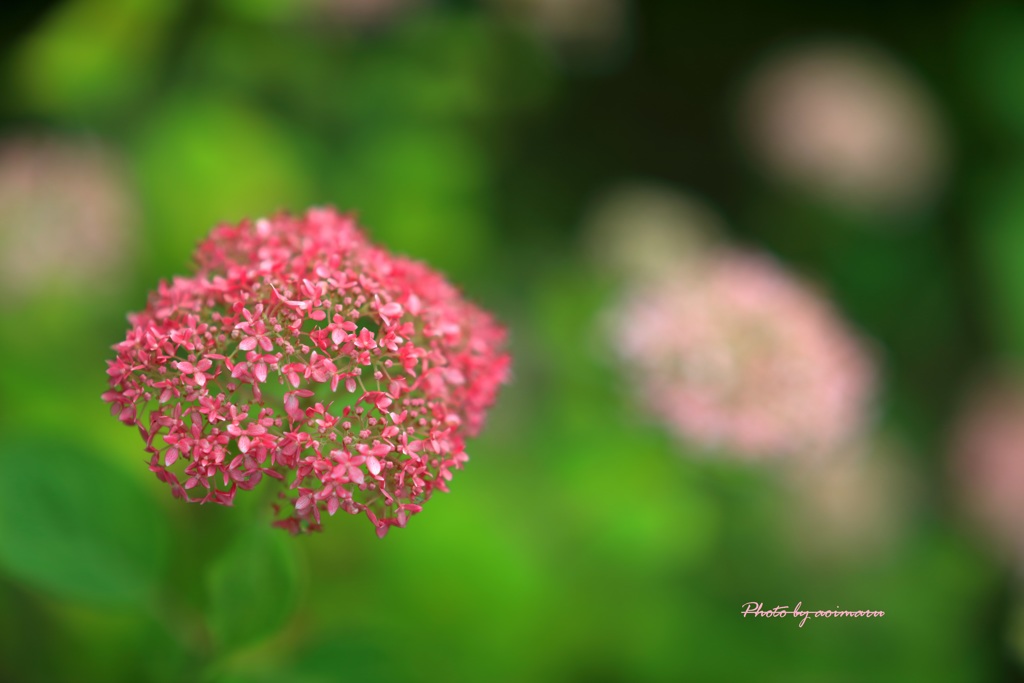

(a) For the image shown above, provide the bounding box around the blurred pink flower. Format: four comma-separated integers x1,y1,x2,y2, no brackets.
0,136,136,299
740,42,947,213
612,250,875,459
950,379,1024,565
104,208,510,537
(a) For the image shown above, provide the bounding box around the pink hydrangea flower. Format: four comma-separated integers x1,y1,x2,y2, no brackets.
103,208,510,537
612,249,875,459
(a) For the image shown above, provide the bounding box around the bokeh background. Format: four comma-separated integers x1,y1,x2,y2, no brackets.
2,0,1024,681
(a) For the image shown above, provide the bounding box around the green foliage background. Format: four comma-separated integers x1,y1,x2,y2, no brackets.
0,0,1020,681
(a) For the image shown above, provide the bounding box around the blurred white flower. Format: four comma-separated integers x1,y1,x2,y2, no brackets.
740,42,947,213
782,438,918,563
488,0,626,54
0,136,137,301
584,182,723,283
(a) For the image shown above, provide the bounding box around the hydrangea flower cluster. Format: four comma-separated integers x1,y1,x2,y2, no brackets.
103,208,510,537
612,250,874,459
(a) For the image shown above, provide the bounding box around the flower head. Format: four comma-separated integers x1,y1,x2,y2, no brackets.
611,249,875,459
104,208,510,536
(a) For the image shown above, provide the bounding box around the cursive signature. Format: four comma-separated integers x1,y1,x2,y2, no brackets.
740,601,885,628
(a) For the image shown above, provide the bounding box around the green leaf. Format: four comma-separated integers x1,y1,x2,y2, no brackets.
0,436,168,606
205,522,299,650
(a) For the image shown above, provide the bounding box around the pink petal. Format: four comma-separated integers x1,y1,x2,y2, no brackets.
380,302,403,318
284,393,303,421
238,337,257,351
269,283,309,310
366,456,381,476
